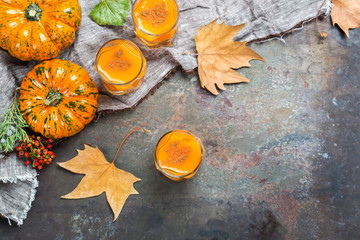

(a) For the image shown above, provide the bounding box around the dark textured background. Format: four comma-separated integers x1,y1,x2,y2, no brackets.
0,19,359,240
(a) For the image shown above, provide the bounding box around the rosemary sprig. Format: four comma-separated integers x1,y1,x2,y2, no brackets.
0,92,29,153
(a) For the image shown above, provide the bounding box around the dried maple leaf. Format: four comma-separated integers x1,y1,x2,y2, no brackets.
331,0,360,37
195,19,264,95
58,127,150,221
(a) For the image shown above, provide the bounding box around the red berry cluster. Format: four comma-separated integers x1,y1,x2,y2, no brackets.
16,135,55,170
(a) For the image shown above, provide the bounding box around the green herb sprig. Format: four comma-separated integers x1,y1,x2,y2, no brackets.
0,91,29,153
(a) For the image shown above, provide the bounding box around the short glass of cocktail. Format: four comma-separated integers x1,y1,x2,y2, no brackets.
95,39,146,95
154,130,205,181
131,0,179,48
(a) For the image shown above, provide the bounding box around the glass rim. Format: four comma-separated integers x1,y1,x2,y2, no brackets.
95,39,145,86
154,129,205,180
131,0,179,37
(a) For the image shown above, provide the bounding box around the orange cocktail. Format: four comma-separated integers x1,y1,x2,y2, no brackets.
132,0,178,48
154,130,205,181
95,39,146,95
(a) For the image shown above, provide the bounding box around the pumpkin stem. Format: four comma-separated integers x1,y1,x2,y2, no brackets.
25,3,42,21
44,90,63,106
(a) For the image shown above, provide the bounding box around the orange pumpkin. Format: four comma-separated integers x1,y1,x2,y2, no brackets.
0,0,81,61
19,59,99,139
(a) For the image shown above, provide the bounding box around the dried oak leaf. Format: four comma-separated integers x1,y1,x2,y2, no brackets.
58,144,140,221
331,0,360,37
195,20,264,95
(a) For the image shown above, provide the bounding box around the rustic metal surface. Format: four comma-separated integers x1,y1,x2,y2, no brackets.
0,19,359,240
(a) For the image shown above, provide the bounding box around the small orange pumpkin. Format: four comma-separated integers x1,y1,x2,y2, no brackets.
19,59,99,139
0,0,81,61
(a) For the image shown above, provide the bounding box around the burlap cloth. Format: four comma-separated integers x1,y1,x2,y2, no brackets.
0,0,331,226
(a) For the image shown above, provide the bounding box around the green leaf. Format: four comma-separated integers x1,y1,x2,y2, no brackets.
90,0,130,26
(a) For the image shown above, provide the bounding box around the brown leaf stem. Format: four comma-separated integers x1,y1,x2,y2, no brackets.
14,87,20,103
183,51,260,57
316,0,328,38
111,127,151,164
182,51,198,55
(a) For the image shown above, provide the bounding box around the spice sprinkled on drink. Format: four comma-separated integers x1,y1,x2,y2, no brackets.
154,130,204,181
132,0,179,48
95,39,146,95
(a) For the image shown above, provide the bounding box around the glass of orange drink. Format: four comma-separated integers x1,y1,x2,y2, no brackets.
131,0,179,48
154,130,205,181
95,39,146,95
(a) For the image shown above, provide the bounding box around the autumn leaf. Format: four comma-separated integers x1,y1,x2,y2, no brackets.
194,19,264,95
331,0,360,37
58,127,150,221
